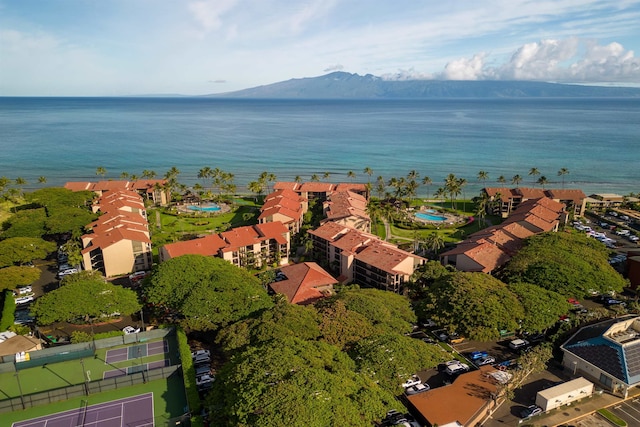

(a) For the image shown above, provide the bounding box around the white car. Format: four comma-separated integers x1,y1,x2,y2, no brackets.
15,296,34,305
57,268,78,279
122,326,141,334
477,356,496,366
509,338,530,350
401,375,421,388
445,361,470,375
17,286,33,295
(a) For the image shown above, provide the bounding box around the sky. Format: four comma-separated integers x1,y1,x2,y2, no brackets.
1,0,640,96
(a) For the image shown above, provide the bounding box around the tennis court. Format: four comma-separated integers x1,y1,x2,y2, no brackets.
103,359,170,379
105,340,168,364
11,392,154,427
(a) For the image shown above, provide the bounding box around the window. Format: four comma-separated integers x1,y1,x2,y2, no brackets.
599,373,613,388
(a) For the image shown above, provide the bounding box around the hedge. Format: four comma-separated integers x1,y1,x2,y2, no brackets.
0,290,16,331
176,326,202,420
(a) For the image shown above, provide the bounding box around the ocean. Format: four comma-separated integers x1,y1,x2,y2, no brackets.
0,97,638,197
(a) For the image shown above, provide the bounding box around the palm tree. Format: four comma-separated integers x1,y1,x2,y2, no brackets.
458,177,468,212
558,168,569,188
363,167,373,185
14,177,26,198
198,167,212,189
323,172,331,182
96,166,107,178
528,168,540,186
425,233,445,255
294,175,302,183
537,176,548,189
444,174,460,209
375,176,386,199
474,193,489,227
142,169,157,179
407,170,419,182
434,187,446,207
120,171,130,179
267,172,277,193
247,180,264,202
497,175,506,185
421,176,432,201
38,176,47,185
347,170,356,181
310,174,320,182
511,174,522,188
477,171,489,185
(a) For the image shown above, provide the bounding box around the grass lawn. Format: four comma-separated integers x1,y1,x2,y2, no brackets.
149,198,261,248
3,375,187,426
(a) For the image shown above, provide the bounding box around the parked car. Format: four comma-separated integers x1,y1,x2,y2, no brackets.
401,375,421,388
14,296,34,305
129,271,149,282
509,339,530,351
448,333,465,344
520,404,543,418
470,351,488,360
604,299,626,306
477,356,496,366
196,373,215,386
192,349,211,365
15,286,33,296
122,326,141,334
420,319,437,328
445,360,470,375
195,365,211,376
405,382,430,395
57,268,78,279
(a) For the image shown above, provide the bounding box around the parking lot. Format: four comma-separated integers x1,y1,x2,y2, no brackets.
608,398,640,427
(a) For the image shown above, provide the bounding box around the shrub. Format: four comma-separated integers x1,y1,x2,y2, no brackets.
71,330,93,343
177,326,201,414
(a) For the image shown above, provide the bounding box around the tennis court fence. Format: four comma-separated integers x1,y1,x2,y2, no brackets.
0,364,180,413
0,328,174,373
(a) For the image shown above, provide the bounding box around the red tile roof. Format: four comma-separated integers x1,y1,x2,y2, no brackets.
335,183,368,193
324,191,369,221
407,366,499,426
162,234,227,258
516,187,546,198
219,222,289,252
273,182,301,191
64,181,93,191
268,262,336,305
546,188,587,201
82,228,150,253
299,182,335,192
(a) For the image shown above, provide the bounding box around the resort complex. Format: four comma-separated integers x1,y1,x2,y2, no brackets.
2,174,639,427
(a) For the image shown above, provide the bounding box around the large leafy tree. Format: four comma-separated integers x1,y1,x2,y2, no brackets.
31,276,140,325
500,232,627,297
26,188,93,209
417,271,524,340
44,206,97,236
216,297,321,354
0,237,57,267
323,288,417,333
0,266,41,291
1,208,47,238
316,299,378,350
208,337,396,427
144,255,273,330
507,282,571,333
349,333,446,392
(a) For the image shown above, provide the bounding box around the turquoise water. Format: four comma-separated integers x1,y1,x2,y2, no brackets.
415,212,447,221
187,204,220,212
0,97,638,196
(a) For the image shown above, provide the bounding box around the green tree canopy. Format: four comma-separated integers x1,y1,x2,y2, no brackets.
348,333,447,392
0,237,57,267
31,276,140,325
0,266,41,291
1,208,47,238
316,299,378,350
44,206,97,236
322,288,417,333
25,188,93,209
216,297,321,354
500,232,627,297
507,282,571,333
417,271,524,340
144,255,273,330
208,337,396,427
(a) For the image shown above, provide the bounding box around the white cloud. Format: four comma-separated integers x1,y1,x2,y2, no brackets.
188,0,239,32
389,38,640,83
323,64,344,72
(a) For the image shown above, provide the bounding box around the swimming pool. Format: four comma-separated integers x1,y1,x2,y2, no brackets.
415,212,447,221
187,203,221,212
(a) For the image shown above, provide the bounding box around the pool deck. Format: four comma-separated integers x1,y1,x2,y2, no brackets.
176,202,230,214
414,206,466,225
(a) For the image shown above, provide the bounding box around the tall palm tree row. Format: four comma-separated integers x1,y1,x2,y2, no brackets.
558,168,570,188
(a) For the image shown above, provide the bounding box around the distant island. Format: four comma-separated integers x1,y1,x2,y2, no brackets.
209,71,640,99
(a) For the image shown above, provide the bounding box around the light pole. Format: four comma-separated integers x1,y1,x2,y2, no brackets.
14,371,25,410
140,308,145,332
572,361,578,376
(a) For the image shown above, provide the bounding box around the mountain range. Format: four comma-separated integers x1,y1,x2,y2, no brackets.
210,72,640,98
